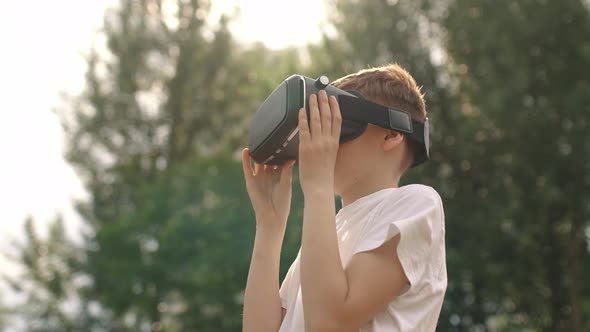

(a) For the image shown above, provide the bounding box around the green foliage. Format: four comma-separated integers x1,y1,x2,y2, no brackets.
441,1,590,330
59,0,304,231
85,152,304,331
2,218,88,331
53,0,304,330
315,0,590,331
0,293,7,331
4,0,589,331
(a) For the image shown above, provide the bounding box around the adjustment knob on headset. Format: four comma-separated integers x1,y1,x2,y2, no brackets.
315,75,330,89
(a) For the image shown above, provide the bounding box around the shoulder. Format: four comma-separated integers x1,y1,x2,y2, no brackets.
359,185,445,293
352,185,445,265
396,184,441,200
381,184,443,213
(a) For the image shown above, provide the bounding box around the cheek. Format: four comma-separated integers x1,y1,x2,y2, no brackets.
335,137,375,178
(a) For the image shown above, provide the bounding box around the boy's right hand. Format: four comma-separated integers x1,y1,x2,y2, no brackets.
242,148,295,234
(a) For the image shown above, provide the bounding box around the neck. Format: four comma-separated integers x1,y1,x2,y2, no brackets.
339,172,401,207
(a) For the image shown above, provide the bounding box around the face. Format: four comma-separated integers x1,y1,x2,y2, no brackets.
333,124,384,195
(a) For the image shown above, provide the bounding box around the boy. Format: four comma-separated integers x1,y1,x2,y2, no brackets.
241,64,446,331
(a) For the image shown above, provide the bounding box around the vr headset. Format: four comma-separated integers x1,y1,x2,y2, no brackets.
248,75,429,167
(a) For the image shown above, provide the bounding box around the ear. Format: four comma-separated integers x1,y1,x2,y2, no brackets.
382,130,405,152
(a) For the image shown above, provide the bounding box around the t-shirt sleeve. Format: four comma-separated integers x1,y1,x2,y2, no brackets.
353,185,444,287
279,257,298,309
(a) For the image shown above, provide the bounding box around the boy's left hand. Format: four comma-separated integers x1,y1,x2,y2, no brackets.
298,90,342,195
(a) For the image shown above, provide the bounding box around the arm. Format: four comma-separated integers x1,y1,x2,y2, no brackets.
242,226,284,332
297,92,409,331
301,192,408,331
241,149,295,332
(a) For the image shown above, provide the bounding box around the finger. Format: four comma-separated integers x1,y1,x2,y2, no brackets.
309,94,321,138
319,90,332,136
329,95,342,138
242,148,254,181
298,108,311,143
254,161,263,175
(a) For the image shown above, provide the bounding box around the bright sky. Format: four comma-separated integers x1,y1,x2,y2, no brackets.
0,0,326,301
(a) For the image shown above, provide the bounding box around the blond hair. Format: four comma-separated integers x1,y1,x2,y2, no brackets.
332,64,426,122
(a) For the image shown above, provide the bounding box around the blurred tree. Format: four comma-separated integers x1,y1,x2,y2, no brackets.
442,1,590,331
7,0,588,331
1,218,91,331
0,293,7,331
316,0,590,331
85,152,303,330
46,0,304,330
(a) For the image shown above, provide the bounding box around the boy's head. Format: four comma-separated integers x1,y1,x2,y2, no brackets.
331,64,427,194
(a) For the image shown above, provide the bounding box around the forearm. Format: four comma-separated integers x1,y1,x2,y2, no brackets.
242,226,284,332
300,190,348,329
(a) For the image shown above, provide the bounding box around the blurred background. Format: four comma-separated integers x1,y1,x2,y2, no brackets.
0,0,589,331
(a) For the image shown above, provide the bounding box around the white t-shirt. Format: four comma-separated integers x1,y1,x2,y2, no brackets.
278,184,447,332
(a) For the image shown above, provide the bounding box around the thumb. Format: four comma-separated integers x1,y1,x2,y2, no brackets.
279,160,296,187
